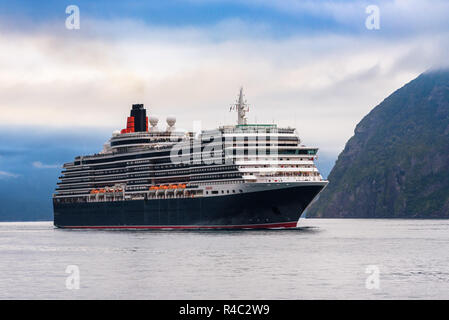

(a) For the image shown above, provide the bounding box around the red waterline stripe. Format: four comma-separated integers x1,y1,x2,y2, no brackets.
60,221,298,230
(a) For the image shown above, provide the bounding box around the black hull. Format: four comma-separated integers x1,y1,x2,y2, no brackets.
53,185,324,229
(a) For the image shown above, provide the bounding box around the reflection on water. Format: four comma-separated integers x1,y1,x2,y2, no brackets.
0,219,449,299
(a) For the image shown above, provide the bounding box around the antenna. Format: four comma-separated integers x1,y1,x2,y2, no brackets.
229,87,249,125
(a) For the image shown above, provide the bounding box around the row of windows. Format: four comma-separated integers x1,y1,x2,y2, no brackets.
68,148,315,175
154,165,237,177
60,164,239,184
207,189,243,195
228,149,304,156
190,172,242,182
62,161,238,178
193,180,244,187
61,153,316,182
72,138,308,166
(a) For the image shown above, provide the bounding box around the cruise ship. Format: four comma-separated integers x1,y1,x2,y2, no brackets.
53,89,328,229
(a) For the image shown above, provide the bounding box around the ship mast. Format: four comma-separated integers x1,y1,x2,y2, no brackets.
230,87,249,125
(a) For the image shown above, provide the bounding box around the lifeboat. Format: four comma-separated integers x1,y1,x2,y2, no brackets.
169,185,178,189
178,184,186,189
160,185,169,190
149,186,159,190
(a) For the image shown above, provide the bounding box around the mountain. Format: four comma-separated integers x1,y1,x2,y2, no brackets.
308,69,449,218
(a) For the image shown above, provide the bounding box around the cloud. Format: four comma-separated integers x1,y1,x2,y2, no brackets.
0,3,448,156
0,170,19,179
32,161,60,169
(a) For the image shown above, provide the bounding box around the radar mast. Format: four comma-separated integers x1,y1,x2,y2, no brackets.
230,87,249,125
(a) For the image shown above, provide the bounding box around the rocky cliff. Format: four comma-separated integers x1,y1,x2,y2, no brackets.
309,69,449,218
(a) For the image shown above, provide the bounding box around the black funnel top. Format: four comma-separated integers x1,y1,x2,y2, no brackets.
130,104,147,132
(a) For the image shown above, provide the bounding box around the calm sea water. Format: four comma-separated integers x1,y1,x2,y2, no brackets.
0,219,449,299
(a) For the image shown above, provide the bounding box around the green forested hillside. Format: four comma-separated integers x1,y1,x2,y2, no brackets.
309,70,449,218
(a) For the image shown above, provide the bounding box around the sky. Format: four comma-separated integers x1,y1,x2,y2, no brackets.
1,0,449,220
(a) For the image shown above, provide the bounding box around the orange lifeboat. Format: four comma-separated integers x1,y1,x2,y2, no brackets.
169,185,178,189
149,186,159,190
160,185,169,190
178,184,186,189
